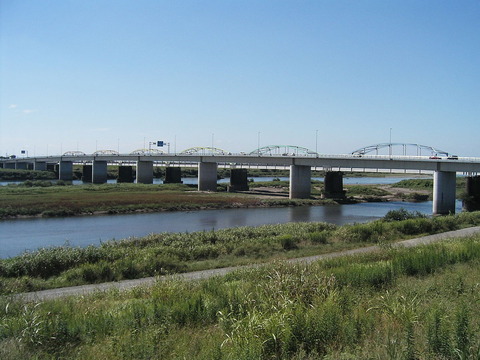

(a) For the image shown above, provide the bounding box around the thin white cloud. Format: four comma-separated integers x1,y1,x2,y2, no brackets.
22,109,37,114
8,104,18,109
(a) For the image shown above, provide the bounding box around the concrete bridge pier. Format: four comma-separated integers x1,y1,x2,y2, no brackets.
34,161,47,171
229,168,249,191
136,161,153,184
323,171,346,199
164,167,182,184
82,165,93,182
289,165,311,199
92,160,108,184
433,171,456,215
464,175,480,212
118,166,134,183
58,161,73,181
15,162,28,170
198,162,217,191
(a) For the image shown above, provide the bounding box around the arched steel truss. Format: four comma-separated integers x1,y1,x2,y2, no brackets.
249,145,317,156
130,149,165,155
63,151,86,156
180,147,230,155
93,150,120,156
351,143,450,157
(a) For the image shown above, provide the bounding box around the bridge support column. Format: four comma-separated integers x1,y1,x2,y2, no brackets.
164,167,182,184
82,165,92,182
58,161,73,181
118,166,134,183
15,162,28,170
136,161,153,184
34,161,47,171
289,165,311,199
198,162,217,191
433,171,456,215
92,160,108,184
229,168,249,191
323,171,346,199
463,176,480,212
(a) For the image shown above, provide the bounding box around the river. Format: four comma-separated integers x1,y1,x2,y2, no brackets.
0,199,463,259
0,175,427,187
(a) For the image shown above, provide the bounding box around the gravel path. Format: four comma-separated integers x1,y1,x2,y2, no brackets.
10,226,480,302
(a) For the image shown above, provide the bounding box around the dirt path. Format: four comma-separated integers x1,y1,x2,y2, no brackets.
10,226,480,302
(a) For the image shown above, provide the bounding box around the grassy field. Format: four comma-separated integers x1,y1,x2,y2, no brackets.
1,232,480,359
0,182,334,218
2,211,480,295
0,169,56,181
0,171,446,219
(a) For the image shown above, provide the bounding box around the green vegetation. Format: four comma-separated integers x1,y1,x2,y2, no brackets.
1,180,352,219
345,184,390,199
1,183,320,219
395,177,467,199
0,169,56,181
0,173,469,219
394,179,434,189
1,211,480,295
1,233,480,359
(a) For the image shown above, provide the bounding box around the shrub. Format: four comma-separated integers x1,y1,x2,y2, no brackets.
279,234,298,250
383,208,426,222
308,231,330,244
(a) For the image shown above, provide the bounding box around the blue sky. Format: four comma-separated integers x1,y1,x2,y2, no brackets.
1,0,479,157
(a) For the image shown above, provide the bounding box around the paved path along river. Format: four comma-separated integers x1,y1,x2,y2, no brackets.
11,226,480,302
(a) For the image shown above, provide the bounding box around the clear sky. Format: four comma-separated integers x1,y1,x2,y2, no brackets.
1,0,479,157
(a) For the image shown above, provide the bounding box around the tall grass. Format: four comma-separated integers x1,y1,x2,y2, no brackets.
1,235,480,359
2,211,480,294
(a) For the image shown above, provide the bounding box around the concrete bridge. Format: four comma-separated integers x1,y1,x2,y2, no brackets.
3,145,480,216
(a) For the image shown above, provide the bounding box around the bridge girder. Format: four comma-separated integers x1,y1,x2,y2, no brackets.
351,143,450,157
93,150,120,156
63,151,86,156
130,149,165,155
249,145,317,156
180,147,230,155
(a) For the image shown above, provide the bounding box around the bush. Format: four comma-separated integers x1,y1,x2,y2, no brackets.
308,231,330,244
279,234,298,250
383,208,426,222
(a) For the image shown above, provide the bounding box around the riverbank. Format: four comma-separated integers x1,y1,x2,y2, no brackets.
14,225,480,302
2,210,479,295
0,182,338,219
0,178,440,220
2,227,480,359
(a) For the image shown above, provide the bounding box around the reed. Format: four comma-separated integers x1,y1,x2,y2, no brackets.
2,236,480,359
2,211,480,295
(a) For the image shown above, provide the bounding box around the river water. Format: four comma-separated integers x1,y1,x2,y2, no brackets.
0,176,426,187
0,199,463,259
1,175,446,258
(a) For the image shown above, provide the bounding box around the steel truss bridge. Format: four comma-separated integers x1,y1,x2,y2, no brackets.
56,143,456,159
3,143,480,215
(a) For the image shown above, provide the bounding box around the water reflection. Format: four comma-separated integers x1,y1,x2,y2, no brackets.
0,200,463,258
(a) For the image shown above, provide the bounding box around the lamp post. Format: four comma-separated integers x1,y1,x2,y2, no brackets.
315,129,318,155
257,132,261,156
389,128,392,159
